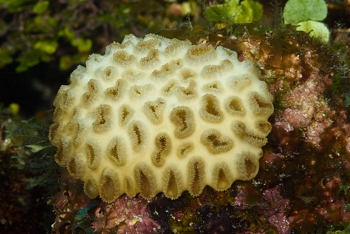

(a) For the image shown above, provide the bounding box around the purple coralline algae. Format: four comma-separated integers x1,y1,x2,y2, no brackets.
257,186,291,234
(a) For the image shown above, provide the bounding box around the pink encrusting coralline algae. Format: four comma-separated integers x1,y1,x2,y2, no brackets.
276,70,335,146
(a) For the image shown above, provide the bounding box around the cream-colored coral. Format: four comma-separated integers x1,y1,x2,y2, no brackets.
49,34,273,202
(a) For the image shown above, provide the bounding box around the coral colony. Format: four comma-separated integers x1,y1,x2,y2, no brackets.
49,34,273,202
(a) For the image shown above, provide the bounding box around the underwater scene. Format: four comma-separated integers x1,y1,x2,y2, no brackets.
1,0,350,233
